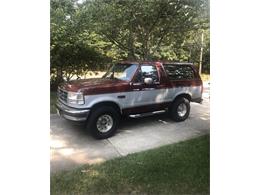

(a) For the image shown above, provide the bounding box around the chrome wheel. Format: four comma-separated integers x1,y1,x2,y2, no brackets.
177,103,187,117
96,114,113,133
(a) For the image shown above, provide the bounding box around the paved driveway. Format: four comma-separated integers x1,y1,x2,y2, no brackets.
51,93,210,173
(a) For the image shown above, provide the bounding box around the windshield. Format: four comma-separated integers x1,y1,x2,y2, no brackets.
102,64,138,81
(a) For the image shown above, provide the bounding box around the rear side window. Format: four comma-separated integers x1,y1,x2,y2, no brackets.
164,65,195,81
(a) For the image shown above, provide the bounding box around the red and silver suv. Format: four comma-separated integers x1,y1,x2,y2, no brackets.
56,61,203,139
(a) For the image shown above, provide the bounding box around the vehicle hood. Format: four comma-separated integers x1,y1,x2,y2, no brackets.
59,78,130,95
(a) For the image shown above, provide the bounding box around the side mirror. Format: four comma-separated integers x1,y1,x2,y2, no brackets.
144,77,153,85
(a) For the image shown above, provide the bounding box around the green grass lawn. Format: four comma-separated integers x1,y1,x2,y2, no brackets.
50,91,57,114
51,135,210,195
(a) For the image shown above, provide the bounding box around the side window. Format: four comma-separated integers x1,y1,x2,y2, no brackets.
141,65,159,83
164,65,195,80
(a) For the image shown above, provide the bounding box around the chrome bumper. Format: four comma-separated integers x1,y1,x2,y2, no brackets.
56,101,90,122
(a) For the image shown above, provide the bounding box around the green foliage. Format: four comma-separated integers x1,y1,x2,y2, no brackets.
50,0,210,88
50,91,57,114
86,0,209,61
50,0,110,87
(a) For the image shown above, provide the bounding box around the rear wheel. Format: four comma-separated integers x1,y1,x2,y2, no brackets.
87,106,120,139
169,97,190,122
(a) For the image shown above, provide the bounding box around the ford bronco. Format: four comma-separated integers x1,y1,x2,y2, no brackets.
56,61,203,139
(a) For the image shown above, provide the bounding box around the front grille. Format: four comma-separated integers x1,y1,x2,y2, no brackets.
58,87,68,102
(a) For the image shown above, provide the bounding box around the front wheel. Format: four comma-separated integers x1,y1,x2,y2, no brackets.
87,106,120,139
169,97,190,122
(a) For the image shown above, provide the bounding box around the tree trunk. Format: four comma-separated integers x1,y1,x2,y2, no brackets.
127,17,136,61
57,71,62,81
56,64,64,83
143,34,150,61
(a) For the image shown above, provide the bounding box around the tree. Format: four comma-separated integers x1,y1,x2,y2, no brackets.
50,0,109,88
84,0,209,61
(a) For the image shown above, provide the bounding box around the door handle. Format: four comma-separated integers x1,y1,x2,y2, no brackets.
117,95,126,99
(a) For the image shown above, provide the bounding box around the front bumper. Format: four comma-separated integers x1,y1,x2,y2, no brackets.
56,101,90,122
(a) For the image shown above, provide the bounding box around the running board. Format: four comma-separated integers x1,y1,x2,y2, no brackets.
129,110,166,118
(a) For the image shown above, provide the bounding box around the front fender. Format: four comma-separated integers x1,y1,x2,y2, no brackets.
84,93,123,110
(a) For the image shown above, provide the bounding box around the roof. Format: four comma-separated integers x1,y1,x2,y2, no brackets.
117,61,159,64
117,61,194,66
162,62,194,65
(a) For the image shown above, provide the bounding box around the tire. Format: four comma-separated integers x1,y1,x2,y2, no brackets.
87,106,120,139
169,97,190,122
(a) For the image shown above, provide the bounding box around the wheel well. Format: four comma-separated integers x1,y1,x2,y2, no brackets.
174,94,191,102
91,101,121,114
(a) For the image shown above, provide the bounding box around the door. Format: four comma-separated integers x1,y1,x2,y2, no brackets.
126,64,167,113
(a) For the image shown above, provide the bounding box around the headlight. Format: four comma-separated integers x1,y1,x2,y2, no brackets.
67,92,84,105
